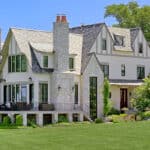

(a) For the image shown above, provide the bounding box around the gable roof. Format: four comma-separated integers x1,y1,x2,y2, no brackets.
70,23,104,73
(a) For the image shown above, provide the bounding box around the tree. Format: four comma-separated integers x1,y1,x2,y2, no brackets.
131,78,150,112
103,78,111,116
104,1,150,41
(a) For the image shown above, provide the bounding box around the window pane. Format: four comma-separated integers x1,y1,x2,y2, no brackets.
12,56,16,72
16,84,20,101
102,39,107,50
16,55,21,72
75,84,78,104
43,56,48,68
8,85,11,102
12,85,15,102
101,64,109,78
39,83,48,103
69,58,74,70
21,85,27,102
8,56,12,72
21,55,27,72
121,64,125,76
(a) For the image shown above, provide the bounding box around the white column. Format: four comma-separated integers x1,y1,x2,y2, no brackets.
34,81,39,110
8,114,14,123
23,113,27,126
0,83,3,104
36,113,43,126
27,84,29,104
68,113,73,122
52,113,58,123
79,113,83,122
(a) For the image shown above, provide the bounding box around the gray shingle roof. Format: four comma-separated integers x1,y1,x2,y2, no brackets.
70,23,104,73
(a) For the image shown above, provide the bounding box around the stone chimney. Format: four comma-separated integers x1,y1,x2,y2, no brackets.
53,15,69,72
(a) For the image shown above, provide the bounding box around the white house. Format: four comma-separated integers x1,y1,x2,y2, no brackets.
0,15,149,125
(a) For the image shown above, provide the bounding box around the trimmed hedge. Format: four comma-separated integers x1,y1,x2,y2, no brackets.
15,115,23,126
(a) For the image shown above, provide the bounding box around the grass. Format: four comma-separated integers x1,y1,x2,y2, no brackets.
0,121,150,150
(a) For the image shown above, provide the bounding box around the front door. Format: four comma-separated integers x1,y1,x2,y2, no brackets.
120,88,128,109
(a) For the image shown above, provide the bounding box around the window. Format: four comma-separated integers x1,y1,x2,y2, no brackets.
21,55,27,72
89,77,97,120
121,64,125,76
8,55,27,73
12,56,16,72
6,84,28,103
21,85,27,102
114,34,125,46
43,56,48,68
137,66,145,79
69,57,75,70
16,55,21,72
39,83,48,103
101,64,109,78
139,43,143,54
74,84,78,104
101,39,107,50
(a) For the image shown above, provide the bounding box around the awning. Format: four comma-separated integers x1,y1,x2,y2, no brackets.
109,79,143,86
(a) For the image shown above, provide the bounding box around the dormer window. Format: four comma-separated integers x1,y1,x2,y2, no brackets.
114,34,125,46
43,56,48,68
101,38,107,50
138,43,143,54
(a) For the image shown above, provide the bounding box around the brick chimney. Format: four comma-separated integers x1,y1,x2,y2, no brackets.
53,15,69,71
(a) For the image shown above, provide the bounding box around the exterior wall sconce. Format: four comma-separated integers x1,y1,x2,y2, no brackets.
129,92,132,96
28,77,32,82
58,85,61,91
72,86,75,91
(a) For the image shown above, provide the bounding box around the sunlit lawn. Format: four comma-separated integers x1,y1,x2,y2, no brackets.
0,121,150,150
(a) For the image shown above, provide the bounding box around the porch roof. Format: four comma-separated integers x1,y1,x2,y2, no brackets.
109,79,143,86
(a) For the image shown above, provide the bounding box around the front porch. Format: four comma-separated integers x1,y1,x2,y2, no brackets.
109,79,143,110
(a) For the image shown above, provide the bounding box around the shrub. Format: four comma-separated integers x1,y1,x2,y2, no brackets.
27,119,37,128
15,115,23,126
3,116,11,126
108,114,128,123
103,78,111,116
58,115,68,123
141,111,150,120
95,118,103,123
108,107,120,115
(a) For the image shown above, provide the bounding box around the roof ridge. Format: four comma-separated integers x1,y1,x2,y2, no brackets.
11,27,52,33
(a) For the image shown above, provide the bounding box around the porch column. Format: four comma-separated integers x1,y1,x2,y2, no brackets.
8,114,14,123
79,113,83,122
68,113,73,122
23,113,27,126
36,113,43,126
34,81,39,110
52,113,58,123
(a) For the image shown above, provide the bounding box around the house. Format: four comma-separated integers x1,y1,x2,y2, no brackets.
0,15,149,125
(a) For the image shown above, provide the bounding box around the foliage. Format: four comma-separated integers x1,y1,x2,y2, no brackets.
103,78,111,116
27,119,37,128
15,115,23,126
104,1,150,41
107,107,120,115
131,78,150,112
95,118,103,123
58,115,68,123
2,116,11,126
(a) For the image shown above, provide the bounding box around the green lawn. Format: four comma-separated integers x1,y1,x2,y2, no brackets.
0,121,150,150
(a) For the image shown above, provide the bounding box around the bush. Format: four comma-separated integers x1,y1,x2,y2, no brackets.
15,115,23,126
95,118,103,123
2,116,11,126
108,107,120,115
58,115,68,123
27,119,37,128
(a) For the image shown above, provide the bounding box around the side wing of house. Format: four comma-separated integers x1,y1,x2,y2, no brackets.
81,54,104,119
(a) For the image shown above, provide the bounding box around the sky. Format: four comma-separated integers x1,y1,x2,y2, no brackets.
0,0,149,41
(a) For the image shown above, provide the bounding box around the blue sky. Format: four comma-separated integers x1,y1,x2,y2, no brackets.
0,0,149,41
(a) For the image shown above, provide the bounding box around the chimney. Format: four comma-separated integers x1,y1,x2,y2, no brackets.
53,15,69,71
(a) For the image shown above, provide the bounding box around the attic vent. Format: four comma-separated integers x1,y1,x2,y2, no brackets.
113,34,125,47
